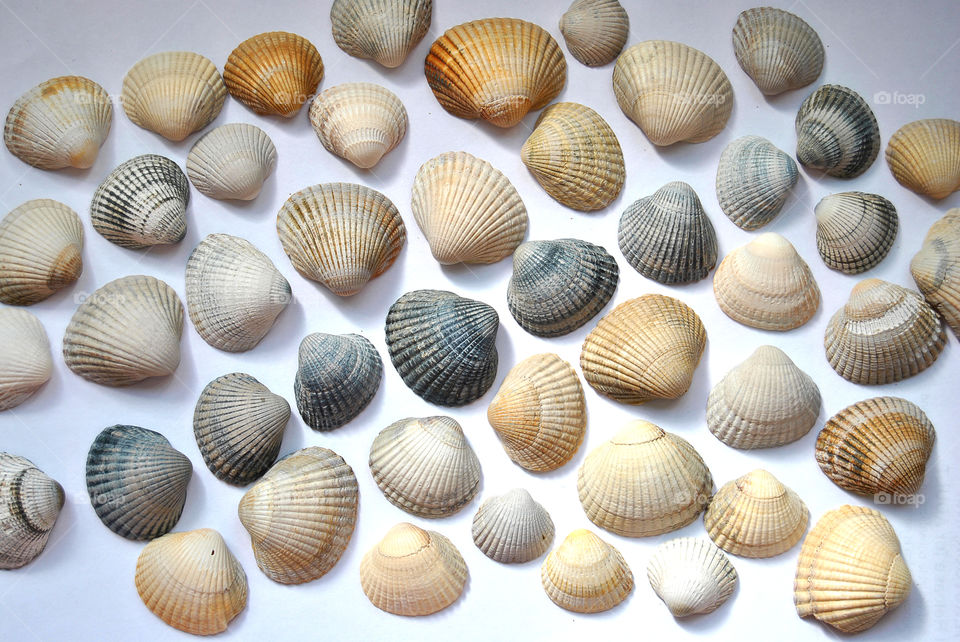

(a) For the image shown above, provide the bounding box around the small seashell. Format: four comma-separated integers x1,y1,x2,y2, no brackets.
559,0,629,67
63,275,184,387
507,238,618,337
238,447,358,584
4,76,111,170
90,154,189,250
277,182,405,296
732,7,824,96
885,118,960,199
135,528,247,635
795,505,911,633
613,40,733,146
713,232,820,331
912,209,960,338
186,123,277,201
471,488,554,563
121,51,226,142
330,0,432,68
795,84,880,178
0,453,64,569
578,420,713,537
521,102,625,211
715,135,799,230
360,522,467,616
0,309,52,412
85,425,192,541
580,294,706,404
294,332,383,431
824,278,946,385
618,181,718,284
369,416,481,518
424,18,566,128
541,529,633,613
385,290,499,406
647,537,737,617
814,192,898,274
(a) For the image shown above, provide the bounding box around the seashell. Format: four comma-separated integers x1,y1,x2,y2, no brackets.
294,332,383,431
186,123,277,201
580,294,706,404
715,135,799,230
472,488,554,564
193,373,291,485
824,279,946,385
424,18,566,128
814,192,898,274
732,7,824,96
276,182,405,296
706,345,820,450
559,0,629,67
369,416,481,518
713,233,820,331
4,76,111,170
912,209,960,338
0,453,64,569
85,425,192,541
613,40,733,146
507,238,618,337
794,505,911,633
135,528,247,635
0,309,52,411
330,0,432,68
704,469,809,558
618,181,718,284
90,154,189,250
185,233,290,352
521,102,625,211
308,82,407,169
238,447,358,584
795,84,880,178
578,420,713,537
63,275,184,387
121,51,226,141
541,529,633,613
486,353,585,472
816,396,935,498
411,151,526,265
646,538,737,617
885,118,960,200
360,522,467,616
385,290,499,406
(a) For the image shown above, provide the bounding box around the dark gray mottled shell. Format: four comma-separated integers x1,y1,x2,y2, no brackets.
716,136,798,230
795,85,880,179
815,192,898,274
0,453,64,569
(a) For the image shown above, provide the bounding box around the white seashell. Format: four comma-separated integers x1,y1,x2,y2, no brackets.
0,453,64,569
186,123,277,201
0,309,52,411
647,537,737,617
330,0,433,68
471,488,554,564
559,0,629,67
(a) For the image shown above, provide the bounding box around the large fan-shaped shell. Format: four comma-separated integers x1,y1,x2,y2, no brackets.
309,83,407,169
814,192,898,274
330,0,432,68
186,123,277,201
541,529,633,613
716,135,799,230
0,453,64,569
559,0,629,67
911,208,960,338
472,488,554,563
647,537,737,617
0,309,52,411
732,7,824,96
885,119,960,200
795,84,879,178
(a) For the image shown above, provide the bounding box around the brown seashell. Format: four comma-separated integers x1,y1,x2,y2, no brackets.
911,208,960,338
885,118,960,200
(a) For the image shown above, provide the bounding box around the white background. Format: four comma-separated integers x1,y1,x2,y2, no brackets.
1,1,959,640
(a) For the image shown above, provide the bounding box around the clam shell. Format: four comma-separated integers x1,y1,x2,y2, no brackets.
578,420,713,537
424,18,566,128
541,529,633,613
911,208,960,338
330,0,432,68
559,0,629,67
715,135,799,230
0,309,52,412
795,84,880,178
647,537,737,617
186,123,277,201
4,76,111,170
368,416,481,518
238,447,358,584
0,453,64,569
732,7,824,95
814,192,898,274
85,425,192,541
472,488,554,564
885,118,960,199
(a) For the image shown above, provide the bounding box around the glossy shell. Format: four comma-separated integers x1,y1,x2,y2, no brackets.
541,529,633,613
732,7,824,95
471,488,554,563
885,118,960,199
0,309,53,411
559,0,629,67
716,135,799,230
814,192,898,274
186,123,277,201
795,84,880,178
0,453,64,569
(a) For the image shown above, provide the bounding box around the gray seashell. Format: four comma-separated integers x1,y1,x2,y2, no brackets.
0,309,52,411
732,7,824,96
186,123,277,201
814,192,898,275
647,537,738,617
559,0,629,67
472,488,554,563
716,135,799,230
0,453,64,569
795,85,880,179
330,0,432,68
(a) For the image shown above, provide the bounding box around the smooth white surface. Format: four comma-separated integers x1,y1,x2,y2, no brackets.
1,1,958,640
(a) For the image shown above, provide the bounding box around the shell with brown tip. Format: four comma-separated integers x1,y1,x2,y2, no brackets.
559,0,629,67
330,0,432,68
795,84,880,178
0,309,52,411
732,7,824,95
911,208,960,338
186,123,277,201
885,118,960,199
541,529,633,613
716,135,799,230
472,488,554,563
0,453,64,569
647,537,737,617
814,192,898,274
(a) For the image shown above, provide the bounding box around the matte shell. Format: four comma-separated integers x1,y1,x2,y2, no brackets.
795,84,879,178
471,488,554,563
814,192,898,274
715,135,798,230
0,308,53,411
732,7,824,95
186,123,277,201
911,209,960,338
559,0,629,67
647,537,737,617
885,118,960,200
330,0,432,68
0,453,64,569
541,529,633,613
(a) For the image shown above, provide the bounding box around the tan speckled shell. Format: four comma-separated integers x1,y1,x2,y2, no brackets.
541,529,633,613
330,0,432,68
911,209,960,338
0,309,52,411
732,7,824,95
885,119,960,200
559,0,629,67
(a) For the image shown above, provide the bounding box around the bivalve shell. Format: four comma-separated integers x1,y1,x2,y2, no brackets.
471,488,554,563
716,135,799,230
541,529,633,613
330,0,432,68
647,537,737,617
885,118,960,200
186,123,277,201
732,7,824,96
0,453,64,569
795,84,879,178
911,209,960,338
814,192,898,274
0,309,52,411
559,0,629,67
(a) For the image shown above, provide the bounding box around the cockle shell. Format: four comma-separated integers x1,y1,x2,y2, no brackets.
541,529,633,613
4,76,111,170
716,135,799,230
713,232,820,331
580,294,706,404
360,522,467,616
277,182,405,296
521,102,625,211
330,0,432,68
885,118,960,200
121,51,226,141
486,353,586,472
185,233,290,352
85,425,192,541
238,447,358,584
90,154,189,249
385,290,499,406
814,192,898,274
424,18,566,128
824,279,946,385
912,209,960,338
186,123,277,201
578,420,713,537
507,238,618,337
294,332,383,431
559,0,629,67
0,453,64,569
613,40,733,146
795,84,880,178
647,538,737,617
794,505,911,633
135,528,247,635
0,309,52,412
732,7,824,96
62,275,184,387
472,489,554,563
706,345,821,449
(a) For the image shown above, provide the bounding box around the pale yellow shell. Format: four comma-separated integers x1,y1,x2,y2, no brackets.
0,309,52,411
885,118,960,200
911,208,960,338
541,529,633,613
